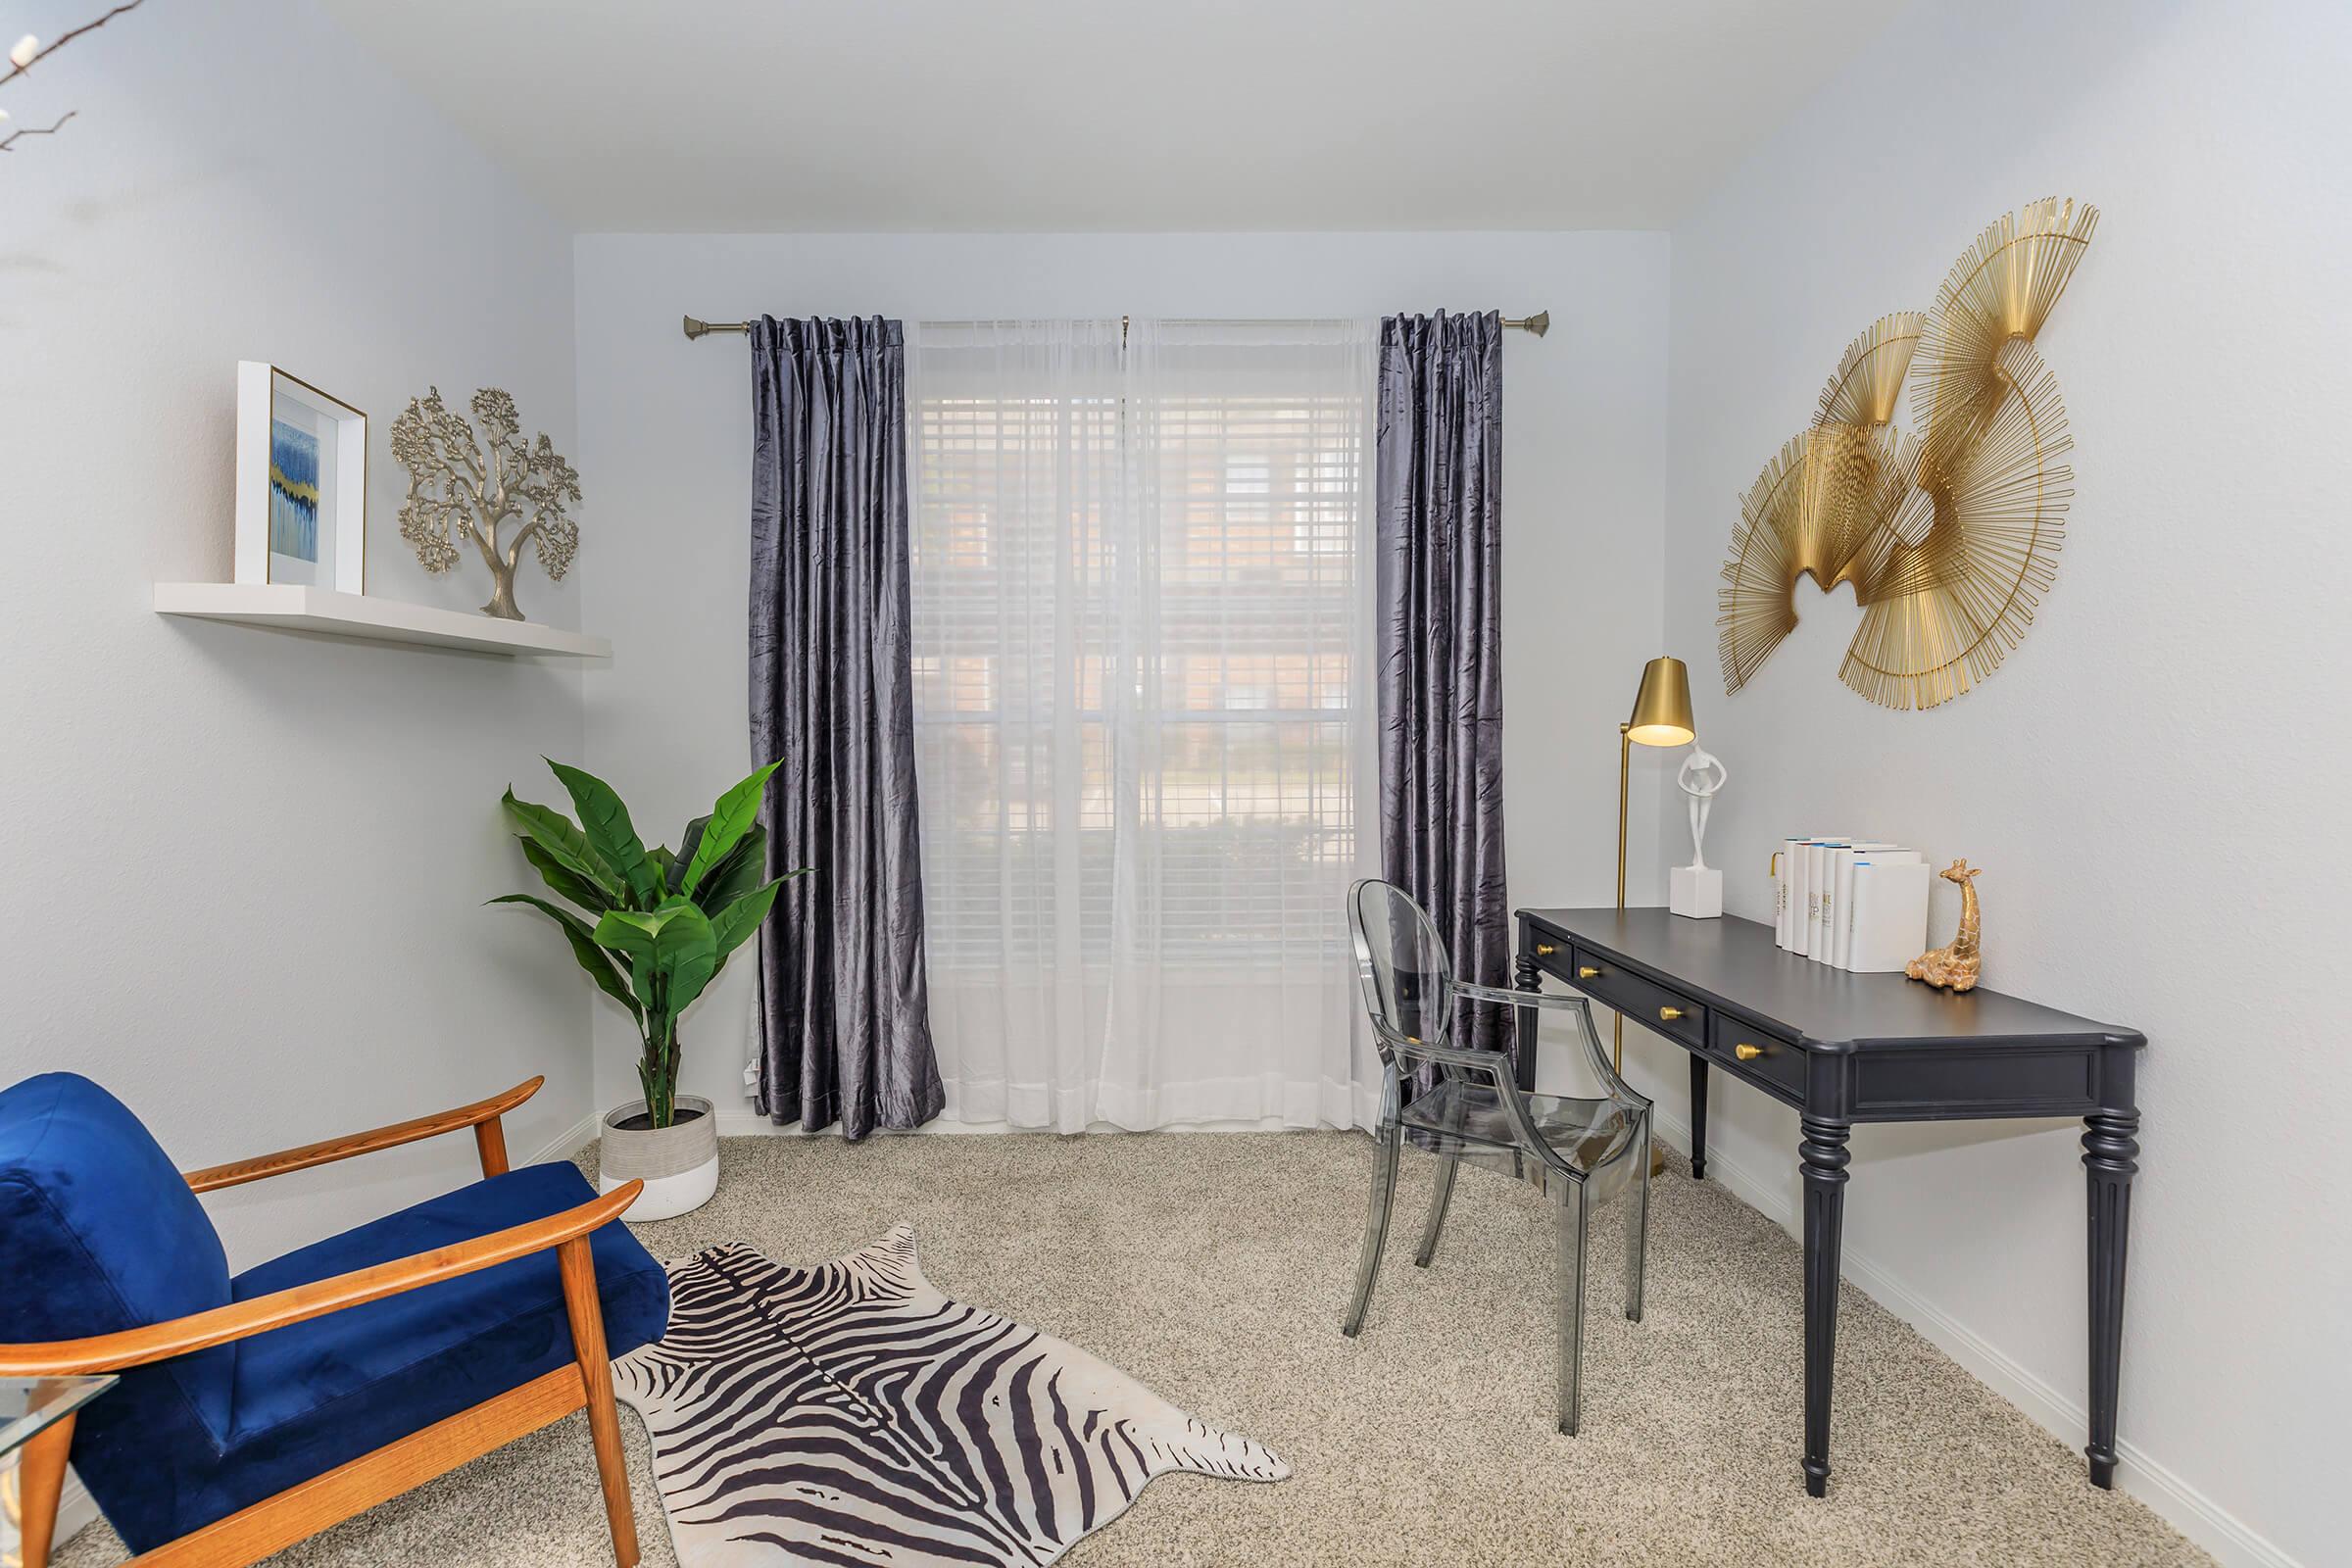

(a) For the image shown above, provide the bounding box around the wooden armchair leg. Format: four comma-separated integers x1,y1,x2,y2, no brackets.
558,1237,639,1568
16,1409,75,1568
473,1117,511,1178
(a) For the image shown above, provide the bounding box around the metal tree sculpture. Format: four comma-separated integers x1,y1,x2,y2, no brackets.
391,387,581,621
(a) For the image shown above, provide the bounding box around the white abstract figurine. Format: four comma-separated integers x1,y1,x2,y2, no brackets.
1670,745,1728,919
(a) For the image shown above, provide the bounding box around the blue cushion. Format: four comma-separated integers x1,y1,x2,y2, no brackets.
0,1074,237,1545
74,1160,671,1550
228,1162,670,1440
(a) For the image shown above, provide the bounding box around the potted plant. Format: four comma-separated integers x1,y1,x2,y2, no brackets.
493,758,799,1219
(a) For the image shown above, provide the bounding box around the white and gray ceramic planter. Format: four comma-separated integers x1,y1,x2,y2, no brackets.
599,1095,718,1220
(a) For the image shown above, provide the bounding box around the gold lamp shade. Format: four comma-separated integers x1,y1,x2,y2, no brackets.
1626,656,1696,748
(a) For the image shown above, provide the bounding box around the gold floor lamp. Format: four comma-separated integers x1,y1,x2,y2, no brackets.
1615,657,1695,1174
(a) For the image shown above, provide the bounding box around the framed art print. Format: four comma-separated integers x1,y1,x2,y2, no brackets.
235,362,366,590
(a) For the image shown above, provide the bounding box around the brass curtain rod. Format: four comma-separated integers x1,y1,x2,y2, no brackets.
682,310,1550,340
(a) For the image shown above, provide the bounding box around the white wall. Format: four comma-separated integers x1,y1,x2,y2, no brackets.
0,0,593,1267
571,231,1671,1121
12,3,2328,1560
1656,3,2350,1564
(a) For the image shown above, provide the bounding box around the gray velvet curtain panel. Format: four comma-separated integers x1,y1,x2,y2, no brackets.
1375,311,1512,1059
748,316,945,1139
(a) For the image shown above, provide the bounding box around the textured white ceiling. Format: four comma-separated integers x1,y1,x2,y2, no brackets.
318,0,1898,232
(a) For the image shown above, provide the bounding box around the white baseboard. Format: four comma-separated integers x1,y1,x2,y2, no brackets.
599,1109,1018,1143
1646,1107,2302,1568
525,1107,603,1165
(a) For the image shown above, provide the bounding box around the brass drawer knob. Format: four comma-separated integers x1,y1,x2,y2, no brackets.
1659,1006,1685,1022
1734,1042,1763,1061
1577,965,1601,980
1535,942,1557,956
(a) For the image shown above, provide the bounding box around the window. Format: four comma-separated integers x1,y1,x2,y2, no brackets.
906,319,1377,1133
908,321,1374,971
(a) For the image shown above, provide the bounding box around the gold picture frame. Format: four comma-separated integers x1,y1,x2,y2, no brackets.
235,362,368,592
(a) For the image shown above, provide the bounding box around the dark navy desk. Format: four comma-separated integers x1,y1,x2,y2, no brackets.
1512,906,2143,1497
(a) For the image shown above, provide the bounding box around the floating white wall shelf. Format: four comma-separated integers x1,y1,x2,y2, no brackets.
153,583,611,659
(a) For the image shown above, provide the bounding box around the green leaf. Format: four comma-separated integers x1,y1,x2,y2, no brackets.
691,823,766,913
661,908,721,1014
518,835,611,914
649,844,676,887
669,815,710,896
502,789,618,901
547,760,662,908
679,762,778,899
489,894,640,1022
708,876,783,962
591,898,720,1016
591,906,662,959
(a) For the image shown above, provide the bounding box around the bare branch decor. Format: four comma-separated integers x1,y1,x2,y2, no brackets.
391,386,582,621
0,0,145,157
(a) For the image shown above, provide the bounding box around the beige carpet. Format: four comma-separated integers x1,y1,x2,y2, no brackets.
58,1132,2204,1567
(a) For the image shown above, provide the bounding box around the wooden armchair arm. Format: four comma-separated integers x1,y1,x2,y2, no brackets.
184,1076,545,1193
0,1178,642,1377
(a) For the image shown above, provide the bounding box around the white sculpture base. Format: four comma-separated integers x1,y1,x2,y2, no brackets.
1670,864,1724,919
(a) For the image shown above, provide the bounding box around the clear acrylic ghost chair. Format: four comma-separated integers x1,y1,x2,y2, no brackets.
1340,878,1653,1436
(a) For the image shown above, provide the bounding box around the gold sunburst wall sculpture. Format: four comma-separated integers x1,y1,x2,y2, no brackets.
1716,198,2097,710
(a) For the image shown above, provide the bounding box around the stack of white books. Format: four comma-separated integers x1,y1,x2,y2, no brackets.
1773,836,1930,973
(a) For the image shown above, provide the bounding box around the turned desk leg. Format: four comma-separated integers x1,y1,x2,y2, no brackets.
1512,947,1542,1094
2083,1109,2139,1489
1799,1116,1851,1498
1688,1055,1709,1181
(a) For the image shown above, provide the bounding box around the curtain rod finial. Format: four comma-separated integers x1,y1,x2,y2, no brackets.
1524,311,1550,338
682,315,710,340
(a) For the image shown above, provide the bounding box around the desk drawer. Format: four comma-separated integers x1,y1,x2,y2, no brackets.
1570,945,1707,1051
1708,1015,1804,1100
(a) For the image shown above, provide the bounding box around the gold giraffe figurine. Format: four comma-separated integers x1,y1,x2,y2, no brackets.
1906,860,1984,992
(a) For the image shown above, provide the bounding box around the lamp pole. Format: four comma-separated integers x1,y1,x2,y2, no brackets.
1614,721,1632,1073
1611,655,1694,1179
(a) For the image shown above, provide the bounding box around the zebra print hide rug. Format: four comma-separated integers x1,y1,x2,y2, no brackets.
612,1227,1289,1567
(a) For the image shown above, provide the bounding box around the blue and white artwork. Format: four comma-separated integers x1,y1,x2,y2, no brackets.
269,417,320,563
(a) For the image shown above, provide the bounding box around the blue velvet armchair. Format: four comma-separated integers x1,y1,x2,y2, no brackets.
0,1072,670,1568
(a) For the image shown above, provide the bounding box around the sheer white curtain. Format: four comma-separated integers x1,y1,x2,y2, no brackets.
908,318,1381,1131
